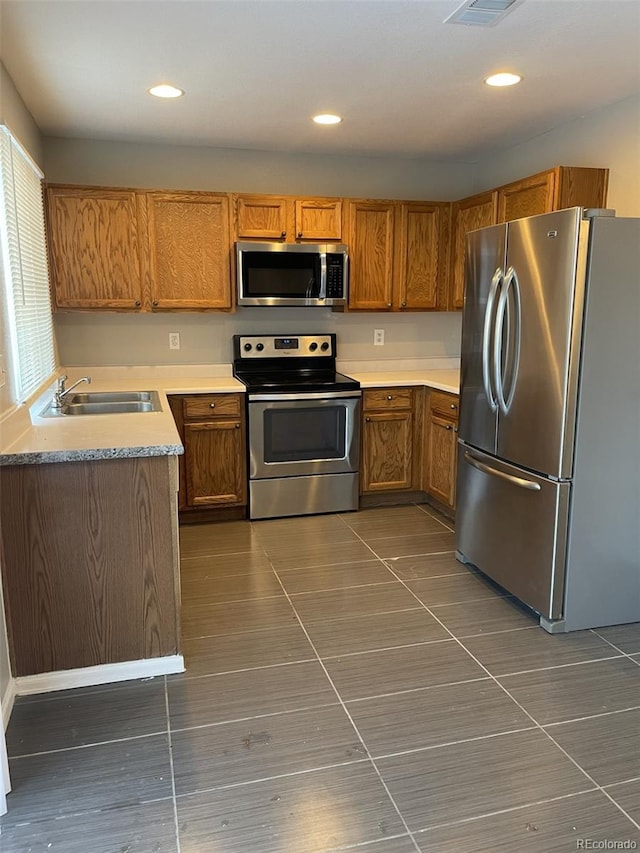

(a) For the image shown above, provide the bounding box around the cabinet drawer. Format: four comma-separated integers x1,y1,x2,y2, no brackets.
430,390,459,421
363,388,413,411
183,394,242,420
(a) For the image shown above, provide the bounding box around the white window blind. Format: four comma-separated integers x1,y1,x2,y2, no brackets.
0,126,56,402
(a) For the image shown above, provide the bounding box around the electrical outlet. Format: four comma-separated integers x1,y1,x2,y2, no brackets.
374,329,385,346
169,332,181,350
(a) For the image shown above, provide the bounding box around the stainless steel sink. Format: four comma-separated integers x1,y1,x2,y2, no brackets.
41,390,162,417
68,391,158,404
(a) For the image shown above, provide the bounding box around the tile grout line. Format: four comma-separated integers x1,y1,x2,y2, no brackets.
163,675,182,853
266,557,423,853
412,786,601,838
347,523,640,835
590,628,640,665
7,728,171,761
413,502,456,532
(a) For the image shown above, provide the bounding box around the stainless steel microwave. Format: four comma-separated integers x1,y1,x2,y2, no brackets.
236,242,348,307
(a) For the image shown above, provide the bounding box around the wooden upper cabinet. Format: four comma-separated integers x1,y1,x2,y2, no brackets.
46,185,144,310
235,194,342,242
346,200,395,310
395,203,450,310
294,199,342,241
235,195,289,239
497,166,609,224
497,171,556,223
142,192,232,310
450,191,497,310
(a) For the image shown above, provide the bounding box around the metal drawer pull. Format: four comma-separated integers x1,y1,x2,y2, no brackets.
464,452,541,491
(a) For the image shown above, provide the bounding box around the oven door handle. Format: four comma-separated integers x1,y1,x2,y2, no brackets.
249,391,362,402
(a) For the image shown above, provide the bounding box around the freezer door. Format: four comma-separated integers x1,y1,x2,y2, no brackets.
455,443,569,620
458,224,506,455
496,208,588,479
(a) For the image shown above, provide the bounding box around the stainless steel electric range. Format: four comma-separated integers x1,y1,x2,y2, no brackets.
233,334,361,520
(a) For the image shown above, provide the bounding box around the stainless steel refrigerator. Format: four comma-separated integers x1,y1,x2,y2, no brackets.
456,207,640,632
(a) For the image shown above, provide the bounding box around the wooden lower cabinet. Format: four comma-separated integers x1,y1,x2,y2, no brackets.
424,389,460,510
0,456,180,677
169,393,247,518
360,387,422,494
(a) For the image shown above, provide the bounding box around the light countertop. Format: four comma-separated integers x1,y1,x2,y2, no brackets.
0,363,460,466
0,368,245,466
346,368,459,394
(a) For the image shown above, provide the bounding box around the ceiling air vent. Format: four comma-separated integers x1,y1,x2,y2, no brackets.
444,0,522,27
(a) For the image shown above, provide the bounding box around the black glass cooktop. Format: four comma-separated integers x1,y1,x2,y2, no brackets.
235,370,360,395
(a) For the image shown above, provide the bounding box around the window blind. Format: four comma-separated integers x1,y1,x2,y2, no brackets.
0,126,56,402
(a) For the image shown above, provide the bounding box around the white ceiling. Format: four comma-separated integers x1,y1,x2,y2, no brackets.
1,0,639,161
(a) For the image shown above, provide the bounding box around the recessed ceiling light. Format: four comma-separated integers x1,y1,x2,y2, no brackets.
485,72,522,87
313,114,342,125
148,84,185,99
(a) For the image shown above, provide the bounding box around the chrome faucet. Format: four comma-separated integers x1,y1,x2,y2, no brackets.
51,375,91,408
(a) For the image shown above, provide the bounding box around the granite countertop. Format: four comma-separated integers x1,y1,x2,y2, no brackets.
0,362,460,466
0,367,246,466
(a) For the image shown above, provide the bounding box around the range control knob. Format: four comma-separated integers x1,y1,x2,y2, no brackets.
309,342,318,352
256,342,265,352
243,343,252,352
320,342,330,352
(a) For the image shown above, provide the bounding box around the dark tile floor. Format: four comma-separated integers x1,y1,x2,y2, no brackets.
2,504,640,852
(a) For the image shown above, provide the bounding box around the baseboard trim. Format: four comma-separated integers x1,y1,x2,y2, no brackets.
13,655,185,697
2,678,16,730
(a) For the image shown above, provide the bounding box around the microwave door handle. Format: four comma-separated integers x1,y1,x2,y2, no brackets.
319,252,327,301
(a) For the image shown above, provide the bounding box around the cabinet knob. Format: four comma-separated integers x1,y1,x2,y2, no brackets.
445,424,453,430
387,395,393,400
401,301,407,307
450,403,458,410
135,300,141,307
235,423,240,428
387,302,392,307
209,403,216,408
297,231,303,238
454,426,459,433
280,231,286,238
152,300,158,307
365,416,371,422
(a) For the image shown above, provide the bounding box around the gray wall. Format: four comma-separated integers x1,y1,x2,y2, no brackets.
472,93,640,217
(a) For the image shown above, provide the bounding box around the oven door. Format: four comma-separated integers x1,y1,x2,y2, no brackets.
248,392,361,480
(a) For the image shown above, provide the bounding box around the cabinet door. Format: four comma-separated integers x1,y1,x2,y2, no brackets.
361,410,413,492
346,200,396,310
295,199,342,241
184,420,246,507
497,171,555,224
427,413,458,507
396,203,447,310
144,192,232,309
46,186,143,309
450,192,496,310
555,167,609,211
236,195,289,239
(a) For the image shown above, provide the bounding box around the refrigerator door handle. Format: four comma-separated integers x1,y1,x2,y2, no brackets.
493,267,521,414
495,266,521,413
482,267,502,412
463,451,542,491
